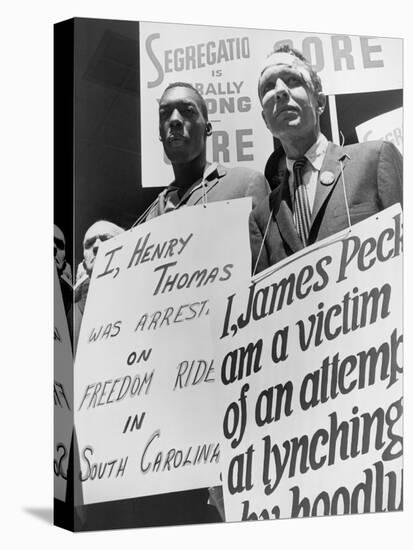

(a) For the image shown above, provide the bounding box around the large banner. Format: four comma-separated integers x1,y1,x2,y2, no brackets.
74,199,251,504
213,205,403,521
54,268,73,501
139,22,402,186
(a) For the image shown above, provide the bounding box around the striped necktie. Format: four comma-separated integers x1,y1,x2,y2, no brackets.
293,158,311,245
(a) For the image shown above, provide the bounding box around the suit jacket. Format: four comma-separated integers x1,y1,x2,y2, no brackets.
250,140,403,274
144,163,269,221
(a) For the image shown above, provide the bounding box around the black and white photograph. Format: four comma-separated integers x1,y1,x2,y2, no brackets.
2,1,412,549
54,16,403,531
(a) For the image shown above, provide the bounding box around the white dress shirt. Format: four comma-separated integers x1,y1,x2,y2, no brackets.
286,133,329,214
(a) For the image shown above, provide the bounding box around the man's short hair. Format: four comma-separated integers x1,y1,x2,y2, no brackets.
161,82,209,120
259,45,323,99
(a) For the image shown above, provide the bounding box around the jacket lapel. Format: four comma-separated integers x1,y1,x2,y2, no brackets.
182,163,225,205
309,142,348,240
203,163,226,195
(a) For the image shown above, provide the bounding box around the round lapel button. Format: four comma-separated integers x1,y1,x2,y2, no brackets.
320,170,335,185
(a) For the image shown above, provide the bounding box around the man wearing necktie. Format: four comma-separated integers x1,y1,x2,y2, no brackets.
250,46,403,274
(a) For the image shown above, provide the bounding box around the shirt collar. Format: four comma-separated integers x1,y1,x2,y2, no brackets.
286,133,328,173
167,161,220,192
161,161,220,207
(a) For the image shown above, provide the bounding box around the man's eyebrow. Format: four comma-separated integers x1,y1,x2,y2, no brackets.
84,237,96,247
273,66,301,74
160,99,197,108
261,63,295,77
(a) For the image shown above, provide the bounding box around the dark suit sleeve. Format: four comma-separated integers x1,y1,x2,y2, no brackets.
377,141,403,208
249,208,269,275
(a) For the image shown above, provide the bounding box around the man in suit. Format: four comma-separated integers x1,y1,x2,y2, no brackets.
138,82,269,223
130,82,268,526
250,46,403,274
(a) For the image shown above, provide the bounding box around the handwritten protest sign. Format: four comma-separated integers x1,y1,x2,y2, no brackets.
140,21,402,186
356,108,403,154
213,205,403,521
54,268,73,501
74,199,251,504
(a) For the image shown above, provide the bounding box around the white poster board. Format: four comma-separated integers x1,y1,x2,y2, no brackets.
74,199,251,504
139,21,402,186
54,268,73,501
356,108,403,154
213,205,403,521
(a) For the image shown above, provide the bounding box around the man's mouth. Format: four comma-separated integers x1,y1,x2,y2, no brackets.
167,134,186,143
275,106,299,118
167,134,187,147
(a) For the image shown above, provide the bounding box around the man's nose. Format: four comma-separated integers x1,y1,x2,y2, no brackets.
93,238,101,255
274,78,290,102
169,108,183,128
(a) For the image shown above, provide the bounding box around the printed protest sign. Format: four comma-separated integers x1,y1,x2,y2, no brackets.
54,268,73,501
213,205,403,521
140,21,402,187
74,199,251,504
356,108,403,154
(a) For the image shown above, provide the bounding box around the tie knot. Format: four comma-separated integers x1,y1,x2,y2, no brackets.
293,158,306,172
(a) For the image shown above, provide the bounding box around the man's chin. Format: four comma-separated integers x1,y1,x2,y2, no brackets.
164,148,193,164
274,119,306,137
168,138,187,147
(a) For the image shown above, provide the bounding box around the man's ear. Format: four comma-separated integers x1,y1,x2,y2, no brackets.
317,92,326,114
206,121,212,136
